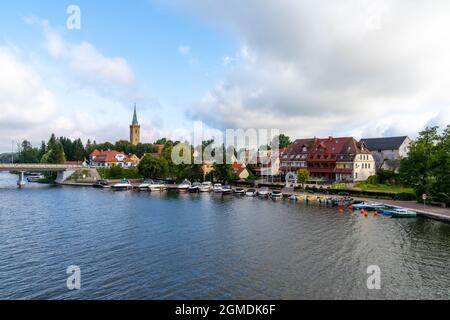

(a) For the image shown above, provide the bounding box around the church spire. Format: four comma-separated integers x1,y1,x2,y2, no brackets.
132,104,139,125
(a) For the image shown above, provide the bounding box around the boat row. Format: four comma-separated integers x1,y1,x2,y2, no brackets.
93,179,419,218
351,202,417,218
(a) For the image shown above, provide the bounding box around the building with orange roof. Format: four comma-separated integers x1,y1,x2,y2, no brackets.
90,150,136,168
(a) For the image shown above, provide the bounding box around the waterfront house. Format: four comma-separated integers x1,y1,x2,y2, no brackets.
90,150,135,168
247,150,281,179
280,139,316,176
232,162,250,180
360,136,411,171
307,137,375,183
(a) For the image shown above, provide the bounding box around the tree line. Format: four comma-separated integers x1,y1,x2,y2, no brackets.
14,134,163,164
399,126,450,205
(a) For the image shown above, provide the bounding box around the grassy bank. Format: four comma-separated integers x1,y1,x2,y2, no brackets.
97,167,143,180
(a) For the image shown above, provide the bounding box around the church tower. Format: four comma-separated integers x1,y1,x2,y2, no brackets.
130,104,141,146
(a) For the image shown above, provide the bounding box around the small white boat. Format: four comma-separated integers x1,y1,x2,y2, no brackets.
189,182,201,193
288,194,298,201
138,180,152,191
199,182,213,192
149,180,166,192
221,185,232,195
234,187,246,195
178,179,192,192
140,179,166,192
27,174,45,182
112,179,133,191
246,188,258,197
270,190,283,199
258,187,270,198
213,184,223,193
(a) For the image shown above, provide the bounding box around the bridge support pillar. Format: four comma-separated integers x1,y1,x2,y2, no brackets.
55,170,77,184
17,172,26,188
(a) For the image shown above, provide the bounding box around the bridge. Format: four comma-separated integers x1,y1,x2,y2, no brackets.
0,164,85,187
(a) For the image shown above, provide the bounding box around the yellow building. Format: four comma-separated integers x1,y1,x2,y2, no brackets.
130,104,141,146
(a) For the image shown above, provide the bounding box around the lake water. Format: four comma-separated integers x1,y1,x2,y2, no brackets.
0,172,449,300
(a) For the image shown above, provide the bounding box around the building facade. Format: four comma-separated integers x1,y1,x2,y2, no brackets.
90,150,136,168
281,137,376,183
130,104,141,146
360,136,411,171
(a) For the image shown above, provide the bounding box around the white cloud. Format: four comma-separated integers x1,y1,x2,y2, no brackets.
31,19,138,103
173,0,450,138
0,47,57,149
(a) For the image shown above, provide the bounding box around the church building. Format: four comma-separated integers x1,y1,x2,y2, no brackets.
130,104,141,146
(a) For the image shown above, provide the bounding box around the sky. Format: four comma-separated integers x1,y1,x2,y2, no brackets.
1,0,450,152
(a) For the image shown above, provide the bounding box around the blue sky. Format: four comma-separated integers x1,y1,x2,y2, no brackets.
1,0,450,152
0,0,235,151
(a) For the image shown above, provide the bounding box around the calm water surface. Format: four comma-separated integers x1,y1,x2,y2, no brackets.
0,172,449,300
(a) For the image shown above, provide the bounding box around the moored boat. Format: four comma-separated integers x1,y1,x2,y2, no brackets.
352,202,386,211
213,184,223,193
258,187,270,198
112,179,132,191
93,180,110,189
234,187,246,195
245,188,257,197
387,208,418,218
27,174,46,183
189,182,201,193
221,185,232,195
199,182,213,192
178,179,192,192
270,190,283,199
149,180,166,192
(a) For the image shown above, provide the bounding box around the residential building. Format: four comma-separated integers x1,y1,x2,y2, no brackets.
232,162,250,180
247,150,281,179
360,136,411,171
280,139,315,175
90,150,136,168
307,137,375,183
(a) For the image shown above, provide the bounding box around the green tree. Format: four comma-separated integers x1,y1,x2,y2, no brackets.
213,145,237,183
138,154,169,179
41,134,66,164
297,168,310,189
272,134,292,149
17,140,40,163
399,127,439,201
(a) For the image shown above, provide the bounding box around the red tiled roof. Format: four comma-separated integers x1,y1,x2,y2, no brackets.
91,150,131,163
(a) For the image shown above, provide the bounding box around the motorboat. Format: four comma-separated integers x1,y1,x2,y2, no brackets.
258,187,270,198
149,180,166,192
234,187,246,195
93,180,110,189
352,202,386,211
138,179,152,191
178,179,192,192
199,182,213,192
383,208,417,218
246,188,257,197
221,185,232,195
189,182,201,193
112,179,132,191
213,184,223,193
270,190,283,199
27,174,45,183
288,194,298,201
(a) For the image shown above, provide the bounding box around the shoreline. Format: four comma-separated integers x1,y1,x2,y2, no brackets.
54,180,450,224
